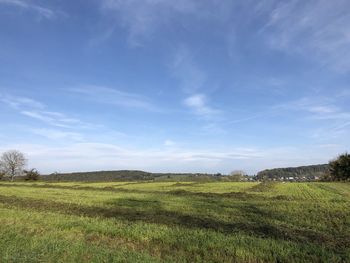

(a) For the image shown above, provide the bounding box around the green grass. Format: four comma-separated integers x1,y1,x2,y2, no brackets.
0,181,349,262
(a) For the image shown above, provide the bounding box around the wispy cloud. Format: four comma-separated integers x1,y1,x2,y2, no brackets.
278,97,350,121
272,96,350,141
331,121,350,132
100,0,198,47
262,0,350,72
20,110,83,128
99,0,350,72
171,46,206,93
88,26,116,48
30,128,84,141
223,95,350,141
69,85,158,111
1,93,87,128
0,0,56,19
0,93,45,109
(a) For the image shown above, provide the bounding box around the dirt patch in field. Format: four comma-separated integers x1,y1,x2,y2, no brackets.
0,183,258,201
249,182,277,192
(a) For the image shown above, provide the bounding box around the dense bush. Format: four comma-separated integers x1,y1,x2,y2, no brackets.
329,153,350,181
24,168,40,181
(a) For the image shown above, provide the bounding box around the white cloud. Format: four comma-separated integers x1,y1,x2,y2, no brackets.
164,139,175,147
183,94,219,118
0,142,263,173
0,0,55,19
0,142,343,174
169,46,222,125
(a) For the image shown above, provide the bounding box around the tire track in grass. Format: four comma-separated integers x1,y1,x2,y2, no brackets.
0,221,160,263
2,206,337,263
0,194,348,251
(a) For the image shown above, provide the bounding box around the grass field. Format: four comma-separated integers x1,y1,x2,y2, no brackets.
0,181,349,262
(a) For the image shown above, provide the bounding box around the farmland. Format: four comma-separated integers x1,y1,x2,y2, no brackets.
0,181,349,262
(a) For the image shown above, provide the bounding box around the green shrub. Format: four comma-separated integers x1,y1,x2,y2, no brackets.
329,153,350,181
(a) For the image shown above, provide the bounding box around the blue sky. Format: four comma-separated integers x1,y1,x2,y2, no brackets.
0,0,349,174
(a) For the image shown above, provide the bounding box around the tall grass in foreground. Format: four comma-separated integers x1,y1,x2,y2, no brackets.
0,181,349,262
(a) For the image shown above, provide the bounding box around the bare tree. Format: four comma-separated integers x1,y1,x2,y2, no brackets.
230,170,246,176
229,170,247,181
0,150,27,181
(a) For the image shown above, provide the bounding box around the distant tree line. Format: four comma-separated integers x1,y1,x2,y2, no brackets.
0,149,349,182
43,170,154,182
257,153,350,182
257,164,329,180
42,171,234,182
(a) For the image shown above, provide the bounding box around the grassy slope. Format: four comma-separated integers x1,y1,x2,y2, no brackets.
0,181,349,262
